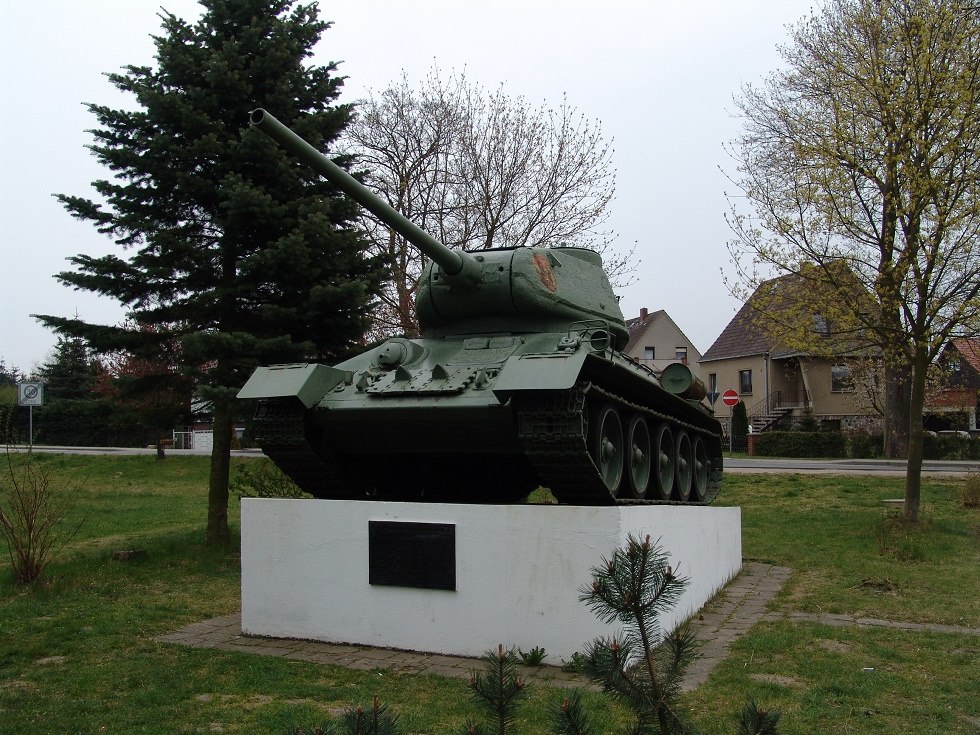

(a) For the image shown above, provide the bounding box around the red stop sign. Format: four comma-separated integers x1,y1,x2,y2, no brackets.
722,389,740,407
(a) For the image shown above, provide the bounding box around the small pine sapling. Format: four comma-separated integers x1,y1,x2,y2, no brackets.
458,644,528,735
551,691,598,735
577,534,781,735
735,699,782,735
291,695,400,735
578,534,698,734
339,695,400,735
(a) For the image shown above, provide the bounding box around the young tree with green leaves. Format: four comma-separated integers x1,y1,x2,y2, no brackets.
35,0,385,544
727,0,980,521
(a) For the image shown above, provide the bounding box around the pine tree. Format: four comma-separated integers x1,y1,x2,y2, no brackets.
35,0,384,544
38,337,98,401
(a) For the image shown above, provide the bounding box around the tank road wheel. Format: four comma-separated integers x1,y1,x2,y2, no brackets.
673,430,693,502
625,416,652,498
652,423,675,501
690,435,710,502
590,404,624,497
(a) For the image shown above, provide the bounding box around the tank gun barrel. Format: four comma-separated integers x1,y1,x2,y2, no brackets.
250,108,481,284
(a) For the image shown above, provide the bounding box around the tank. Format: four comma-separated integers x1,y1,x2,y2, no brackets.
237,109,724,505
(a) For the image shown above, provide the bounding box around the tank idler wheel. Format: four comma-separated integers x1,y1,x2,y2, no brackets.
590,403,624,497
652,423,674,501
673,430,693,502
690,435,709,502
626,415,652,498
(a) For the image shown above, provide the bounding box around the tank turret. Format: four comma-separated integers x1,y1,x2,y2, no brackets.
240,110,723,505
250,109,629,347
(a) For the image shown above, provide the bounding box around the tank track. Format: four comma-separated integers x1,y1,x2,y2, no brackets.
251,398,349,497
515,382,721,506
253,386,721,505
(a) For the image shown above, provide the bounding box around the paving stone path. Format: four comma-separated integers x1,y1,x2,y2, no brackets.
157,561,978,691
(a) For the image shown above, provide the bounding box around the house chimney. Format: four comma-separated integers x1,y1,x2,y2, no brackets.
640,307,648,320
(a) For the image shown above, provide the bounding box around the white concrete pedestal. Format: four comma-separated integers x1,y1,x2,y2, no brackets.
241,499,741,660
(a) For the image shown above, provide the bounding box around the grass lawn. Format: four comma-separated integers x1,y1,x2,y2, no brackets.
0,454,977,734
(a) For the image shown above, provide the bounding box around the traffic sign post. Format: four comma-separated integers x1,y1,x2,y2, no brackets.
17,382,44,447
721,389,739,452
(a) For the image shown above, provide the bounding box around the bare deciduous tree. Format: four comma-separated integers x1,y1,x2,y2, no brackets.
344,68,630,338
726,0,980,521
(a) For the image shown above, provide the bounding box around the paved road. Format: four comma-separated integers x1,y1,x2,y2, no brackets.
9,445,263,458
726,457,979,475
12,445,980,475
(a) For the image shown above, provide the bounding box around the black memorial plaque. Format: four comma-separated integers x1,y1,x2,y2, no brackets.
368,521,456,591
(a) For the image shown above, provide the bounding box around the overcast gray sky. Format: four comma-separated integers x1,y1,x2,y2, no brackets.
0,0,815,372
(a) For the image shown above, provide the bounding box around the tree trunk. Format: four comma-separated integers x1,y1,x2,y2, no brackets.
883,355,911,459
205,401,232,545
903,344,929,523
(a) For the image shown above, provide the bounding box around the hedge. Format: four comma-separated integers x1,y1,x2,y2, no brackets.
753,430,979,460
754,431,846,458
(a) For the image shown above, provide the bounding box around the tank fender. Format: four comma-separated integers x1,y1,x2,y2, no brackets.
237,363,349,408
491,351,589,396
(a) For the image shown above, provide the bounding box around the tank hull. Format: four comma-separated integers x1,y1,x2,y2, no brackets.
240,329,723,505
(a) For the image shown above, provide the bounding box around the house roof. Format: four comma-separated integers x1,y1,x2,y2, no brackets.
700,265,876,363
625,308,667,353
951,338,980,373
699,299,774,362
624,309,701,355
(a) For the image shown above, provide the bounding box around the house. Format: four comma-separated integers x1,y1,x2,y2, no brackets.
699,272,881,434
927,338,980,433
624,308,703,377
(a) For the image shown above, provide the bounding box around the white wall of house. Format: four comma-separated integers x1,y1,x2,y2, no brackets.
626,309,703,378
700,354,770,412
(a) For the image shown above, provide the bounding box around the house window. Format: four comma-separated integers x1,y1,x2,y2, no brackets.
739,369,753,394
675,347,688,363
708,373,717,394
812,314,830,337
643,346,655,361
831,363,853,392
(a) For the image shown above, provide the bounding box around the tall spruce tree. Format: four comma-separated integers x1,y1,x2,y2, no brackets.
35,0,384,544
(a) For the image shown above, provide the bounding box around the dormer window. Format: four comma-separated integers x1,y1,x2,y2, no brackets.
812,314,830,337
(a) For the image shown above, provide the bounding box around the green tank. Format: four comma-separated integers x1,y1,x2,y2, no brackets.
238,109,723,504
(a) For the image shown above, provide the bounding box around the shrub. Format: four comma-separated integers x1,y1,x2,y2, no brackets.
230,458,309,499
795,407,819,432
960,473,980,509
0,449,83,584
518,646,547,666
846,433,883,459
732,401,749,438
922,434,980,461
754,431,846,458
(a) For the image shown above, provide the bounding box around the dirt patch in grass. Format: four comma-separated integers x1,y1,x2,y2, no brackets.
195,692,344,713
814,638,853,654
853,576,899,594
748,673,806,689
